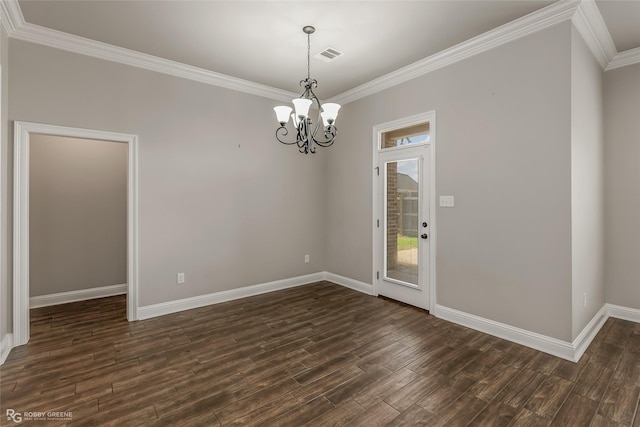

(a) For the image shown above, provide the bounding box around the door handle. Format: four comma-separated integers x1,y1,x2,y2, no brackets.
421,233,428,239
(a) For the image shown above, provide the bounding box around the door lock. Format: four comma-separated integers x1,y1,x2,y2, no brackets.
422,222,428,228
421,233,428,239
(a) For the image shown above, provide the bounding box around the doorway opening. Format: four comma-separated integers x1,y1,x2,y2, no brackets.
13,122,139,347
372,112,436,312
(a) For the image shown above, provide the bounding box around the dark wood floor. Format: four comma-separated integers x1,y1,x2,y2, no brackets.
1,282,639,426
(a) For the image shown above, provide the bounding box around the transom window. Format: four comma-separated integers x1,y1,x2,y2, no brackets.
381,122,430,150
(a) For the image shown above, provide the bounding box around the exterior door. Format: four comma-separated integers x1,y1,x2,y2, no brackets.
374,116,434,311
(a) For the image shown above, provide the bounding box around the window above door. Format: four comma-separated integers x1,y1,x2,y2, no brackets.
380,122,430,151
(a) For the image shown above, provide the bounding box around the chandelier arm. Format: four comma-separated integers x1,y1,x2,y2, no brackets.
299,120,315,154
311,124,337,147
275,126,300,145
297,120,308,147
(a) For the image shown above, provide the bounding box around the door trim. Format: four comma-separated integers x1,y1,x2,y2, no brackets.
372,111,437,312
13,121,139,347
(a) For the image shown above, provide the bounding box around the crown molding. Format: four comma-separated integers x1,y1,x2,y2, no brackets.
2,0,638,105
2,0,297,103
328,0,580,105
572,0,617,68
0,0,23,33
606,47,640,71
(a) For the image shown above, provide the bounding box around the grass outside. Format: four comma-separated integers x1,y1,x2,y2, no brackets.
397,235,418,251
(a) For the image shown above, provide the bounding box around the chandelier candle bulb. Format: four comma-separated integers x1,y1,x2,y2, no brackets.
292,98,312,119
320,111,331,127
321,103,341,124
274,106,293,126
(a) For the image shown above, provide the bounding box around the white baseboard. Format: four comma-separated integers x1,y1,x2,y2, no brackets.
137,272,325,320
323,272,374,295
572,305,609,362
434,303,635,363
20,270,639,367
30,284,127,308
1,333,14,365
607,303,640,323
433,304,576,361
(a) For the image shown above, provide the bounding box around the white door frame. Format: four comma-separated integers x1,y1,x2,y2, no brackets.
372,111,437,313
13,121,139,347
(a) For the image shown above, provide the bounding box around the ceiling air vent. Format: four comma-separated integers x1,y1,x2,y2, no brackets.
314,47,343,63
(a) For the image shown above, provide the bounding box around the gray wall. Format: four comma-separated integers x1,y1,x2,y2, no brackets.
9,39,327,307
1,24,9,345
327,23,574,341
604,62,640,310
1,13,637,355
570,26,605,339
29,135,127,297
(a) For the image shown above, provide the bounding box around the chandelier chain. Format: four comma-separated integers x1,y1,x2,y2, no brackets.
307,32,311,82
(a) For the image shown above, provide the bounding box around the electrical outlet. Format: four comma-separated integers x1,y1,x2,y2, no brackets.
177,272,185,284
305,254,310,263
440,196,455,207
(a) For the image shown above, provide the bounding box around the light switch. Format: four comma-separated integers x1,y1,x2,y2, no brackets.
440,196,454,207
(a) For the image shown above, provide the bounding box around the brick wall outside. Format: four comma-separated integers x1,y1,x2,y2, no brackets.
386,162,398,270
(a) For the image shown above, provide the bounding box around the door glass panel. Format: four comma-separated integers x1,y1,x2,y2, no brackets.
381,122,430,149
385,158,419,286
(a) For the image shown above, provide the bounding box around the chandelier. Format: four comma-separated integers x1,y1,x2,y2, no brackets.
274,26,341,154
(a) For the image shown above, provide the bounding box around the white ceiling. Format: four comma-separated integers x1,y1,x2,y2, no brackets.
595,0,640,52
14,1,640,100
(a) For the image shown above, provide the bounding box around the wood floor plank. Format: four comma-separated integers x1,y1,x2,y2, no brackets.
352,367,419,409
456,347,509,380
1,284,638,426
603,320,635,345
573,360,613,402
551,392,599,426
214,378,300,424
523,374,574,419
614,350,640,386
294,353,358,385
589,414,621,426
380,342,435,372
510,408,552,426
470,364,520,401
383,370,449,412
223,393,301,427
469,400,518,426
431,346,483,377
386,403,435,426
590,342,626,368
416,375,476,413
598,377,640,425
323,364,391,406
270,395,334,426
525,351,562,375
552,354,589,382
154,407,221,426
348,401,400,427
305,398,365,426
494,368,546,410
153,387,235,419
431,391,488,426
291,364,363,403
